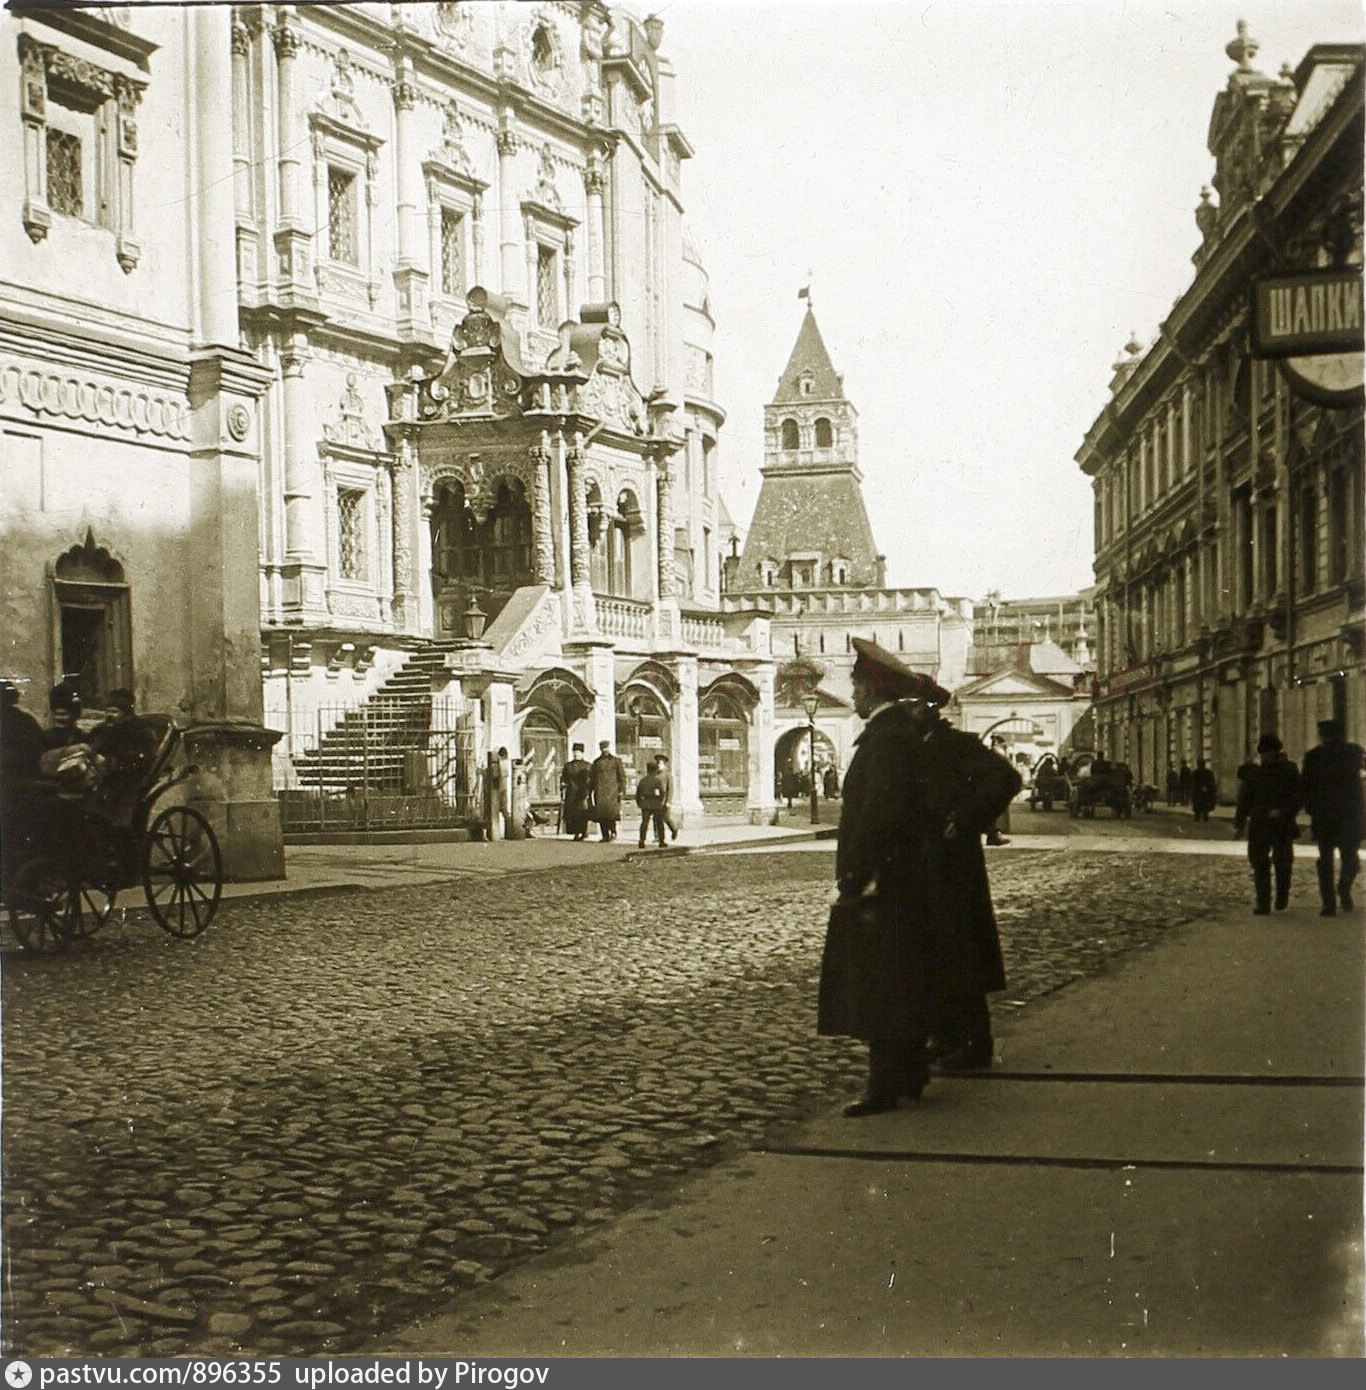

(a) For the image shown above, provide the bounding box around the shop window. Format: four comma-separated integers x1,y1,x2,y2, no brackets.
698,692,748,796
616,689,671,781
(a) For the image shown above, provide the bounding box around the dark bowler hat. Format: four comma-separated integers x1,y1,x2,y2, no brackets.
1256,733,1282,754
572,742,584,752
1318,719,1344,739
850,637,949,705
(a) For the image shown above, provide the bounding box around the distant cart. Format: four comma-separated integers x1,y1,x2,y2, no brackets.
1026,755,1069,811
1069,760,1134,819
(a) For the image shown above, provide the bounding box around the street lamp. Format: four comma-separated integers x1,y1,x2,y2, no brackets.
802,691,820,825
461,598,487,642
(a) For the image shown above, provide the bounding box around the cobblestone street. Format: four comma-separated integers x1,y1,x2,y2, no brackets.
2,847,1255,1357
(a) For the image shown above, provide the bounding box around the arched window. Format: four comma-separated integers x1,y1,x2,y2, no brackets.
814,417,833,448
429,477,533,630
586,482,607,592
611,488,642,596
780,418,799,450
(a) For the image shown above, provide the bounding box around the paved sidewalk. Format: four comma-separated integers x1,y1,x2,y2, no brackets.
219,820,828,904
376,895,1365,1358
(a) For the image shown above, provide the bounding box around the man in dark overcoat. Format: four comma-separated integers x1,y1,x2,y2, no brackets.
560,742,593,841
1301,718,1365,915
817,640,1020,1115
1233,733,1301,915
589,739,628,842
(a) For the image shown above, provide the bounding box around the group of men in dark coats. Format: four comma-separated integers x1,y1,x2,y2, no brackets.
817,638,1021,1117
1233,719,1363,916
559,739,632,842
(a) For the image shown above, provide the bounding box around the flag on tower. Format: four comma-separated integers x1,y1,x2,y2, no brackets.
797,286,810,300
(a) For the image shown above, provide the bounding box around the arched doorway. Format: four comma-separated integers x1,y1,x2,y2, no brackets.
774,724,836,802
615,686,671,779
430,477,533,632
54,531,132,706
519,708,565,812
517,668,596,816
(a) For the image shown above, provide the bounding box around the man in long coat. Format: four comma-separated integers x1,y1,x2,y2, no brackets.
560,742,593,841
589,739,628,842
1233,733,1301,914
1301,718,1365,914
818,639,1020,1116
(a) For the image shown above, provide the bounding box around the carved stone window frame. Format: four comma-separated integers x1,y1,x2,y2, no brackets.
17,31,147,271
310,109,383,308
319,440,393,622
521,196,578,331
424,158,486,313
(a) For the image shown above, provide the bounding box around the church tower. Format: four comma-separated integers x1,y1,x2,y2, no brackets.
737,304,885,591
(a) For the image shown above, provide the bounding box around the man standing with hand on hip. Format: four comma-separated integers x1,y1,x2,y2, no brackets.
817,639,1019,1116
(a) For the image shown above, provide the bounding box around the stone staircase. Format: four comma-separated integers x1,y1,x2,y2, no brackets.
287,647,452,796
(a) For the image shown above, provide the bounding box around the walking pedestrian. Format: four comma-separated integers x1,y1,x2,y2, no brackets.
1233,734,1301,914
1178,759,1193,806
635,758,668,848
1300,718,1365,915
1165,765,1180,807
560,742,593,841
654,752,680,840
817,639,1019,1116
1190,759,1217,821
589,739,627,842
823,764,840,800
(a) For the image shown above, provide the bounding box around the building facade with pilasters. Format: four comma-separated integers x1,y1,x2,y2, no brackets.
235,1,774,827
1077,29,1364,801
1,2,282,878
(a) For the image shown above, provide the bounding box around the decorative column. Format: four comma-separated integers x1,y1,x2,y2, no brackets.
567,444,594,631
231,15,252,221
656,460,676,599
390,436,419,631
496,120,524,305
391,57,427,333
583,152,607,302
530,440,555,585
272,16,311,291
280,338,324,612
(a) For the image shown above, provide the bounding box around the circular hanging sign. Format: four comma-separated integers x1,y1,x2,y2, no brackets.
1278,352,1364,407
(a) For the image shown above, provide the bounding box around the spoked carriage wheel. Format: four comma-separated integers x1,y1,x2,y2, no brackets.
142,807,222,938
6,855,76,954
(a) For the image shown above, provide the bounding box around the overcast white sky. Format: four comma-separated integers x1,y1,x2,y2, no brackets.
656,0,1364,602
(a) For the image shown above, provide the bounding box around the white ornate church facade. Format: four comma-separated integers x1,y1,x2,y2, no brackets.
1,2,776,874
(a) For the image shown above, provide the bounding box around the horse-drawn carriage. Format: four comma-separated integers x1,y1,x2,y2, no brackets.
2,716,223,952
1026,755,1069,811
1068,758,1134,819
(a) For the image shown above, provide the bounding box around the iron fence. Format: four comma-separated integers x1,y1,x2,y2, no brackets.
266,699,478,833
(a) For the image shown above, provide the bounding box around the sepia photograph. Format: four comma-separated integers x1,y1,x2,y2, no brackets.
0,0,1363,1365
